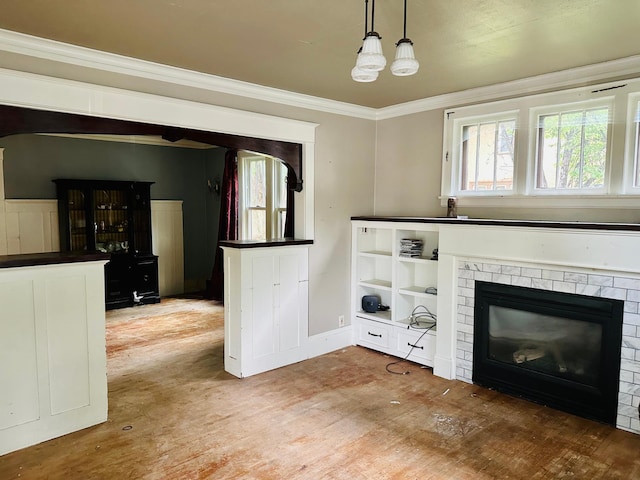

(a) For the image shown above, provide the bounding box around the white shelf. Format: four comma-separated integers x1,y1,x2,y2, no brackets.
398,256,437,264
395,316,437,332
355,309,392,322
360,250,392,257
359,278,392,290
398,285,438,298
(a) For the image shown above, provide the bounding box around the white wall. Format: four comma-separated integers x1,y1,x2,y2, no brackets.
375,110,445,217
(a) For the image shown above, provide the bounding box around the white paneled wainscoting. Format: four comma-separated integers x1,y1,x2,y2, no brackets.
0,198,184,297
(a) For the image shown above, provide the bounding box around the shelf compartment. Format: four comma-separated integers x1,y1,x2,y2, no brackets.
395,292,437,326
356,254,392,288
356,227,392,257
396,228,439,259
397,256,437,297
356,283,392,321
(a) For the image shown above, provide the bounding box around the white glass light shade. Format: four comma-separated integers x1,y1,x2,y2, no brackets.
391,39,419,76
351,64,378,82
356,33,386,72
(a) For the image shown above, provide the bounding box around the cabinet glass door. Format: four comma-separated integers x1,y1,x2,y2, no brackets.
67,189,87,251
93,188,130,253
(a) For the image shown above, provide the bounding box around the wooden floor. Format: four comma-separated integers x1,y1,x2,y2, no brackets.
2,298,640,479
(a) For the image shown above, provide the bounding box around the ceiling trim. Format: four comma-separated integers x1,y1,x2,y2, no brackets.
1,29,640,122
0,29,378,120
376,55,640,120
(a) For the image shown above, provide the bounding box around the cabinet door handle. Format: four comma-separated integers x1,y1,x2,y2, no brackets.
367,331,382,338
408,342,424,350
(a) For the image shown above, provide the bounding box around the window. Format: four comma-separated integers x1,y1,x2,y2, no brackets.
238,151,288,241
535,106,609,192
441,79,640,208
460,118,515,192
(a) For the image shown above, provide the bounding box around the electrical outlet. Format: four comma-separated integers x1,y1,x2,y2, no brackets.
338,315,345,327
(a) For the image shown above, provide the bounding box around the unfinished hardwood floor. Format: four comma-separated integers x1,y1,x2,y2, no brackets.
1,297,640,479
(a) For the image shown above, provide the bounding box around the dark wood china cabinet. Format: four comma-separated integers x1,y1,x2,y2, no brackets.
54,179,160,309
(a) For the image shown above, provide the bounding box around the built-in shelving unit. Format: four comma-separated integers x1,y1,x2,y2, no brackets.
351,220,439,367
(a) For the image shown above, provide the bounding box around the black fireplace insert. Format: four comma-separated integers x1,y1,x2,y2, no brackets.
473,281,623,425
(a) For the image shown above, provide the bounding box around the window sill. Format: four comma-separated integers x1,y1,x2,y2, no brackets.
439,194,640,210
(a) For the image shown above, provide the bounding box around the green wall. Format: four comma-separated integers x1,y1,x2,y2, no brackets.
1,134,226,291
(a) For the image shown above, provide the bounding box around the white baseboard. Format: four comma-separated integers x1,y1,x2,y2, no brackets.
433,355,455,380
306,326,354,359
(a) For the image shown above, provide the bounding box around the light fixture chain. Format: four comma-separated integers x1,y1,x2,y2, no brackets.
364,0,369,37
403,0,408,39
371,0,376,32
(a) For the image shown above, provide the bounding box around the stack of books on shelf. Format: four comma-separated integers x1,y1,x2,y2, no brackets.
399,238,424,258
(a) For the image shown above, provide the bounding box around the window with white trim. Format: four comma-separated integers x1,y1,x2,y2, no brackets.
460,116,516,192
534,104,610,192
441,79,640,208
238,151,287,241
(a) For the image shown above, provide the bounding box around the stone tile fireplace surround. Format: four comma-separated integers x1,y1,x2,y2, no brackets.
435,222,640,435
455,260,638,432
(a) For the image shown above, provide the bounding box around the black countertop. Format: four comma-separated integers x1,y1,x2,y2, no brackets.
219,238,314,249
0,251,111,269
351,216,640,232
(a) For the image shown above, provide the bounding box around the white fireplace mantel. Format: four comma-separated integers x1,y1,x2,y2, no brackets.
439,223,640,275
438,222,640,435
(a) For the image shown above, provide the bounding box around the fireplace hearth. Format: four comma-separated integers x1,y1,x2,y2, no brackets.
473,281,624,425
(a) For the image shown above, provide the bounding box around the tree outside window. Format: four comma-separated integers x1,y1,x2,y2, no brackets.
536,108,608,190
238,151,287,241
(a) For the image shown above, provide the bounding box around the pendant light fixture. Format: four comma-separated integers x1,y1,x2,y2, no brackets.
391,0,419,76
355,0,386,72
351,0,378,82
351,0,419,82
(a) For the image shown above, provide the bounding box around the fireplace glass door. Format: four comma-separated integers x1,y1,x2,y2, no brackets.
488,305,603,387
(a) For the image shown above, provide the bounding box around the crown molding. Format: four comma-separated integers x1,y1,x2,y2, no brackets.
376,55,640,120
1,29,640,122
0,29,378,121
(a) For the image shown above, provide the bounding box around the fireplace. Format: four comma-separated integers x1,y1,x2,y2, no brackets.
473,281,624,425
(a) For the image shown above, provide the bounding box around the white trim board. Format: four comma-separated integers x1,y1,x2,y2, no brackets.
2,28,640,120
0,29,377,121
0,67,317,240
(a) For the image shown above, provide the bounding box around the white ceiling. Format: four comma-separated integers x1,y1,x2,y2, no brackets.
0,0,639,108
